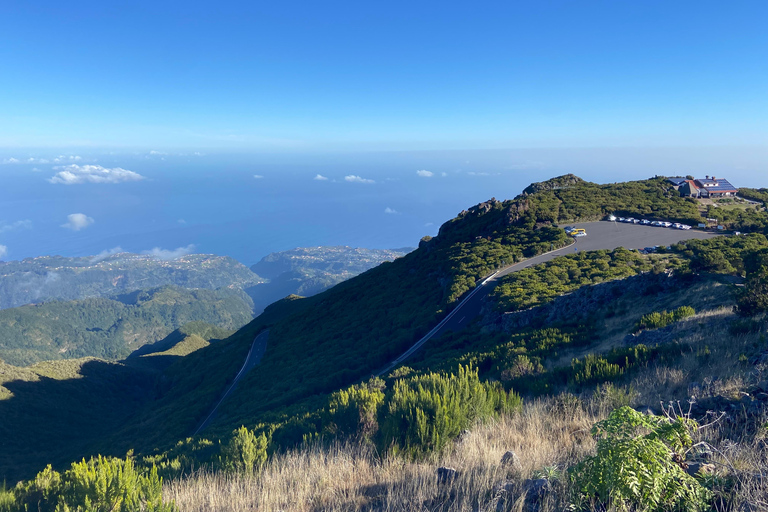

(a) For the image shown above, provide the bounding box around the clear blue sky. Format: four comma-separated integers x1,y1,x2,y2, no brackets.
1,0,766,151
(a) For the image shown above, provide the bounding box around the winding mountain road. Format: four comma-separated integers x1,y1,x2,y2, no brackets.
375,221,719,376
194,221,720,431
193,329,269,435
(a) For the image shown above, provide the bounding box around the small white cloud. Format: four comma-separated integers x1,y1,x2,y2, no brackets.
142,244,196,260
441,172,448,177
314,174,329,181
61,213,95,231
53,155,82,163
384,207,399,214
253,174,264,179
345,175,375,184
416,170,433,178
31,167,41,172
89,247,124,263
193,152,205,156
1,157,19,164
149,150,167,155
0,245,7,259
177,219,187,224
425,222,434,227
0,220,32,234
49,164,145,185
467,171,499,177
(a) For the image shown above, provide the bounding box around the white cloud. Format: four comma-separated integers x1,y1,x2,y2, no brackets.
384,207,399,214
253,174,264,179
467,171,499,177
142,244,196,260
49,164,145,185
1,157,19,164
61,213,94,231
31,167,41,172
53,155,82,163
178,219,187,224
149,150,167,155
0,245,7,259
416,170,433,178
425,222,434,227
441,172,448,177
345,175,375,184
0,220,32,234
89,246,124,263
314,174,329,181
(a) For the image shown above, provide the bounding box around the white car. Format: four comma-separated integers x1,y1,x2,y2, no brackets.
640,219,651,225
661,222,672,228
625,217,635,223
651,221,661,226
672,223,682,229
618,217,626,222
573,232,587,237
608,215,617,221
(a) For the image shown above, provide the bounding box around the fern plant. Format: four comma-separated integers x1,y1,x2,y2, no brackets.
570,406,711,511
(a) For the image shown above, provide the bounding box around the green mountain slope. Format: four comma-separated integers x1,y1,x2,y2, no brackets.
0,253,264,310
4,175,768,494
0,286,253,366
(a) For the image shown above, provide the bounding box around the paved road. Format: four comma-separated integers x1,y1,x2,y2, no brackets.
193,329,269,435
376,221,719,375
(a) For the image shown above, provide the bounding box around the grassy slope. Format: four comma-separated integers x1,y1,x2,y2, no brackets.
6,175,768,487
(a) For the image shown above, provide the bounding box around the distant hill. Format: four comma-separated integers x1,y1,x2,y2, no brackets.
246,246,413,313
0,253,263,311
0,286,253,366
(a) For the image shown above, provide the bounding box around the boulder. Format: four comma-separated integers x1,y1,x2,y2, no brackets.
436,466,458,484
523,478,551,502
500,450,522,472
686,462,715,477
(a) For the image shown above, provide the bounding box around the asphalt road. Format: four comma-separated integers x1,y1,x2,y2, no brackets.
193,329,269,435
377,221,719,375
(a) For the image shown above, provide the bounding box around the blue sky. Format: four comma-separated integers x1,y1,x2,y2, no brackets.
1,0,766,150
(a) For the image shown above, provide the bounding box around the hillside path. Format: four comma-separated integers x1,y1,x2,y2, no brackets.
193,329,269,435
376,221,718,376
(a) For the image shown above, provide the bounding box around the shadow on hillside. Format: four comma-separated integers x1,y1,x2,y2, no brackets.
0,358,159,485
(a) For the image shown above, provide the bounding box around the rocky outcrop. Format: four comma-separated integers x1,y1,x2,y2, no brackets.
522,174,584,195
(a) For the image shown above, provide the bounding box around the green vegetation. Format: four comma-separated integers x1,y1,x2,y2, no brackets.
0,285,252,366
0,253,262,311
3,456,175,512
738,187,768,205
492,248,668,312
634,306,696,331
737,248,768,316
6,174,768,503
380,365,519,456
570,406,711,511
219,427,269,474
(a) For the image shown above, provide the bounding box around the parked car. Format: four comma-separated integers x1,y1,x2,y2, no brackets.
608,215,617,221
618,217,626,222
640,219,651,225
661,222,672,227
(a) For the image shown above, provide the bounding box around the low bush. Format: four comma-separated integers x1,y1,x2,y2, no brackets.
570,406,711,511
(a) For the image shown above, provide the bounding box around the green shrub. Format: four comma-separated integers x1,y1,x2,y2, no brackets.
219,426,269,474
380,365,520,455
635,306,695,331
9,455,174,512
324,377,386,440
570,406,711,511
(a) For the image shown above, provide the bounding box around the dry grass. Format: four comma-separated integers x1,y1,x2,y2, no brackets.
166,403,602,512
165,308,768,511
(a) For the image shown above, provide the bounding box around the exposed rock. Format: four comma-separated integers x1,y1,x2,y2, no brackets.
686,462,716,477
523,478,551,503
522,174,584,195
436,466,458,484
500,450,522,472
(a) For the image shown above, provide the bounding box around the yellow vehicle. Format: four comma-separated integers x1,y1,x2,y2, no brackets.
571,228,587,237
